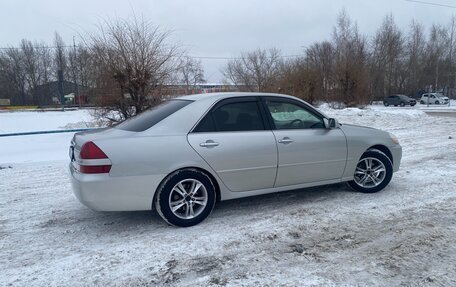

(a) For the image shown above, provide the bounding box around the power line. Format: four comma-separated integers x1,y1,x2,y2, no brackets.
403,0,456,9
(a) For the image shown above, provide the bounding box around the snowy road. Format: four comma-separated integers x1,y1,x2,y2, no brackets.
1,107,456,286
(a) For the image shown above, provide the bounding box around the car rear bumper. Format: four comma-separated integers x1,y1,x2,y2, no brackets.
69,164,165,211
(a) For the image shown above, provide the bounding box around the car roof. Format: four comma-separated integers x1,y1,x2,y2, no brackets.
176,92,298,102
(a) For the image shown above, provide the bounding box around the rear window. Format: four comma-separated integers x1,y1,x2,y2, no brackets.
115,99,192,132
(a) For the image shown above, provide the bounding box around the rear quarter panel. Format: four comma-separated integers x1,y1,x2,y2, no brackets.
92,134,226,206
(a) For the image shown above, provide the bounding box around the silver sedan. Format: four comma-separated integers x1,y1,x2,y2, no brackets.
69,93,402,227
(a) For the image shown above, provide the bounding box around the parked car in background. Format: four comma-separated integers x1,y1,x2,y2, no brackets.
69,92,402,227
420,93,449,105
383,95,416,107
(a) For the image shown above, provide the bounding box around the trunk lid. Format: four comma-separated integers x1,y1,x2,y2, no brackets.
70,127,134,163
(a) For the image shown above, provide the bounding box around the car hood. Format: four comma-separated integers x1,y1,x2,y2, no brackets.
340,123,390,139
341,123,375,130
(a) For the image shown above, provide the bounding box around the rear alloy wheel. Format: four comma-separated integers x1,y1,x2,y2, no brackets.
435,101,440,105
348,150,393,193
400,102,405,107
384,102,389,107
155,169,216,227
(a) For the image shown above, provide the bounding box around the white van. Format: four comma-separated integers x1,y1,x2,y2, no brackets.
420,93,449,105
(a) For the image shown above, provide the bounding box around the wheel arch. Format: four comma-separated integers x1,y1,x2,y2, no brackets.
365,144,393,164
152,166,221,210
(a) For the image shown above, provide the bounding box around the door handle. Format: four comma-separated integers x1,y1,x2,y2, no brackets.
200,140,219,148
278,137,293,144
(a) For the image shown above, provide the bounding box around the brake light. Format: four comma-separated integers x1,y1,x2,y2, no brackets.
80,141,108,159
79,141,111,174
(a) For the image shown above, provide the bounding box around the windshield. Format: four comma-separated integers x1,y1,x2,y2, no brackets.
115,99,192,132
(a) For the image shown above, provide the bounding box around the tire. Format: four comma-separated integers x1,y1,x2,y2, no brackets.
155,169,216,227
411,103,416,107
420,100,425,104
384,102,389,107
400,102,405,107
348,150,393,193
435,101,440,105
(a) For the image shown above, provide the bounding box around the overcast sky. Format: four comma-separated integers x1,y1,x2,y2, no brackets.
1,0,456,82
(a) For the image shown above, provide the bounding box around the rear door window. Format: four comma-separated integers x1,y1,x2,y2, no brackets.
115,99,192,132
193,98,265,132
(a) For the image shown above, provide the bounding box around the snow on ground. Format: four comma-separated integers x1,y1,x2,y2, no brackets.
0,109,95,133
0,109,97,163
1,106,456,286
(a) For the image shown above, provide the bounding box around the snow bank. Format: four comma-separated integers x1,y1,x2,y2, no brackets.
0,110,94,133
317,103,428,132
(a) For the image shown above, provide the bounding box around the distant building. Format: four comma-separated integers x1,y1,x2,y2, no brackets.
163,83,239,97
32,81,90,106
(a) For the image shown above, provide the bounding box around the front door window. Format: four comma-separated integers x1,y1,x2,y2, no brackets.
265,100,325,129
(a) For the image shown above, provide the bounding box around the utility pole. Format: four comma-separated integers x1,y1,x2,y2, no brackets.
449,16,455,105
58,69,64,111
73,36,80,108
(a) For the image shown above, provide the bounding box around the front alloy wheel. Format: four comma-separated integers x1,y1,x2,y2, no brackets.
348,150,393,193
354,157,386,187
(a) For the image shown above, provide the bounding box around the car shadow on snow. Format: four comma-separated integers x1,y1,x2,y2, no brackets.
63,183,355,230
212,183,351,215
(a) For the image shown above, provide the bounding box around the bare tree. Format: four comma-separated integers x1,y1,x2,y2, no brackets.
178,56,205,94
305,41,334,101
86,17,181,121
76,46,95,88
425,24,449,92
224,48,282,92
370,14,405,99
279,57,322,104
404,20,427,96
332,10,370,106
0,48,27,104
20,40,42,104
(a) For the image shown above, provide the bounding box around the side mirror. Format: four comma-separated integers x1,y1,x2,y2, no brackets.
325,118,339,129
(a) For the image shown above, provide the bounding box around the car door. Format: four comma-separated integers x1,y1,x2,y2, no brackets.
392,96,400,105
261,97,347,187
388,96,394,105
187,97,278,192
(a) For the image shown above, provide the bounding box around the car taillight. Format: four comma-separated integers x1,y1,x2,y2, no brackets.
80,141,108,159
79,141,111,174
